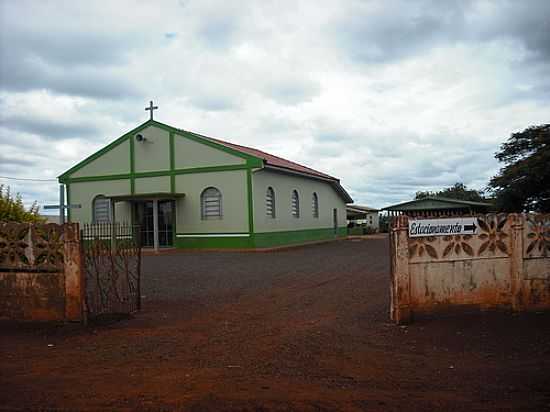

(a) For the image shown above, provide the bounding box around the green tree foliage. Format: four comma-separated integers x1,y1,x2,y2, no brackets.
415,182,486,202
0,185,45,223
488,124,550,212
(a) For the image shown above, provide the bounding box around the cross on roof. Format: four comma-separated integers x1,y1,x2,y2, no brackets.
145,100,158,120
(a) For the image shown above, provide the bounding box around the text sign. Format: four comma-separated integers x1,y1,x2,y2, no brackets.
409,217,477,237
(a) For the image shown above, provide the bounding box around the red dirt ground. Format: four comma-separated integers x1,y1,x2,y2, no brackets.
1,237,549,411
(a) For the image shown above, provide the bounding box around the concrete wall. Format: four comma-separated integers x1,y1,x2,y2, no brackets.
134,125,170,173
173,133,245,168
174,169,248,234
0,223,84,322
252,169,347,233
69,180,132,224
390,213,550,324
72,140,130,178
134,176,171,194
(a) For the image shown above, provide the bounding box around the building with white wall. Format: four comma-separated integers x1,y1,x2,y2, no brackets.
59,119,353,249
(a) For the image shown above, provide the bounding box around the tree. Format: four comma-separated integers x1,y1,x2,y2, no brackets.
488,124,550,212
0,185,45,223
415,182,486,202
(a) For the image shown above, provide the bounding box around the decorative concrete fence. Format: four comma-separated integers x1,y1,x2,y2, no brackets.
0,223,84,322
390,213,550,324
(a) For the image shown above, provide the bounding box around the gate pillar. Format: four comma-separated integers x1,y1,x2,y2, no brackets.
390,215,412,324
64,223,85,322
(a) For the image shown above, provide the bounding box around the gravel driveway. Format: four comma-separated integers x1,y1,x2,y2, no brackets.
1,236,549,411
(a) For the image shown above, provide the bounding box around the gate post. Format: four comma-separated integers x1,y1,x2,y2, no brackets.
509,213,524,311
390,215,412,324
64,223,85,322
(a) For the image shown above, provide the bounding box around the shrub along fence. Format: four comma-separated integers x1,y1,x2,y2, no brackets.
390,213,550,324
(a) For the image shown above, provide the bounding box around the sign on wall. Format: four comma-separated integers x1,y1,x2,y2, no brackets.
409,217,477,237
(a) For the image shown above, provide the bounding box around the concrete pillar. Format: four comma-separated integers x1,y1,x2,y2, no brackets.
390,214,412,324
509,213,524,311
64,223,85,322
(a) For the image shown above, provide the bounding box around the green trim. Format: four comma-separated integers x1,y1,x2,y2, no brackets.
130,131,135,194
58,121,151,181
173,227,347,249
173,164,248,175
65,173,131,183
247,168,254,236
253,227,347,249
151,120,262,164
66,184,71,222
175,236,253,249
169,132,175,193
135,170,171,178
58,119,264,185
177,232,249,235
63,164,251,184
170,175,176,194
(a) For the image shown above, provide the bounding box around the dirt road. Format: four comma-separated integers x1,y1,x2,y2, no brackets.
1,237,549,411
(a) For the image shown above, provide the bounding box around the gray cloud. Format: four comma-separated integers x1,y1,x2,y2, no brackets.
332,0,467,63
188,94,240,111
0,0,549,209
198,18,239,49
1,113,101,140
332,0,550,65
476,1,550,63
0,56,143,98
263,78,322,105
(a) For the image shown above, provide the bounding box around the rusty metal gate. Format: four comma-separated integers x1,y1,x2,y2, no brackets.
81,223,141,318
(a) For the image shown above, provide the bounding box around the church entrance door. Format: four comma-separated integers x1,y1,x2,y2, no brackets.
134,199,175,249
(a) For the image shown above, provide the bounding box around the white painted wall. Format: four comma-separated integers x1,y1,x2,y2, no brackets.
71,140,130,178
252,169,347,233
173,134,245,169
174,170,248,234
134,125,170,173
69,180,132,223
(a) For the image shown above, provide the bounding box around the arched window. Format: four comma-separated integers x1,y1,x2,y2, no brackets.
266,187,275,218
291,190,300,218
312,192,319,218
201,187,222,220
93,195,111,223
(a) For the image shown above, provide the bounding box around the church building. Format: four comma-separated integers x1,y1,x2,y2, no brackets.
59,111,352,250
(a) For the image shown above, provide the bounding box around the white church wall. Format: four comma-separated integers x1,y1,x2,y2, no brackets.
174,169,248,234
71,140,130,178
252,169,347,233
68,180,131,223
173,134,245,169
134,125,170,173
134,176,171,194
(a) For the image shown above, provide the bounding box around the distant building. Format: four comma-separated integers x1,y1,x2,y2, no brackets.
381,196,493,218
346,205,379,232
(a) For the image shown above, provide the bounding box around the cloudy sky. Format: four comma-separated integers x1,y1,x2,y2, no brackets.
1,0,549,211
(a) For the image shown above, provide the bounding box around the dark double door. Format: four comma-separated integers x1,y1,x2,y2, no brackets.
134,200,175,248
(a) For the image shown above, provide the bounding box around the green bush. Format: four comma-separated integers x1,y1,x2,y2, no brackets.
0,185,45,223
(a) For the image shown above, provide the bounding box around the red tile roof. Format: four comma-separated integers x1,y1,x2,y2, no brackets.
199,135,338,181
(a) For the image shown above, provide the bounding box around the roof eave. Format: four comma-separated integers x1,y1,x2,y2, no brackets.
382,196,493,211
263,165,353,203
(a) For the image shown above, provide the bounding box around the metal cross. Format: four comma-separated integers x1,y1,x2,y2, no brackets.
145,100,158,120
